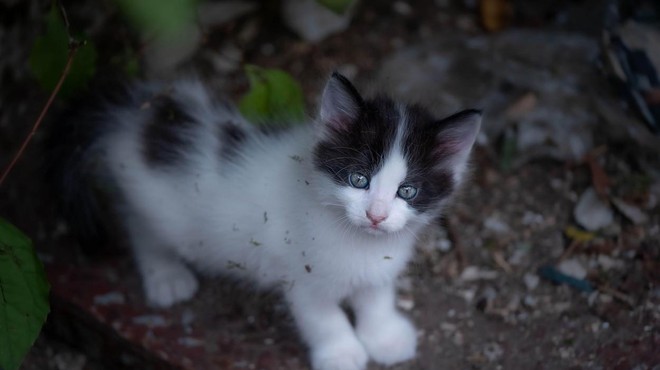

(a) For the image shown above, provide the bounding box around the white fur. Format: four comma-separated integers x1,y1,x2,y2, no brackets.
95,80,454,370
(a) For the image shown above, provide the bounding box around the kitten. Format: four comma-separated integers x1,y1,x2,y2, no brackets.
48,72,481,370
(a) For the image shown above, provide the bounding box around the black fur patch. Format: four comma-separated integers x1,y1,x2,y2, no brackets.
314,96,465,214
314,96,399,186
400,105,456,213
142,95,198,166
218,121,247,160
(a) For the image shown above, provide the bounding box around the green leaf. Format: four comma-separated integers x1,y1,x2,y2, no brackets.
28,6,97,98
239,65,305,125
317,0,354,14
0,219,50,370
115,0,197,37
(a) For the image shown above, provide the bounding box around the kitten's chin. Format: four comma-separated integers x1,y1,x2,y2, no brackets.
359,224,400,237
363,226,387,236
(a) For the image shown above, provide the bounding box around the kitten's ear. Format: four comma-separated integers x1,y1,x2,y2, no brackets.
319,72,364,131
435,109,482,181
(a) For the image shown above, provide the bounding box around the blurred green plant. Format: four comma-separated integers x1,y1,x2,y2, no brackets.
29,5,97,98
115,0,197,37
239,65,305,125
0,219,50,370
317,0,354,14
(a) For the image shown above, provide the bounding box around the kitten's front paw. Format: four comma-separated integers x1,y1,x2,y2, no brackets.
143,263,199,307
311,339,368,370
356,313,417,366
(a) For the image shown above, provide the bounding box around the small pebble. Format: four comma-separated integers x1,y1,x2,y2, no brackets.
393,1,412,15
523,272,540,290
523,295,537,308
483,215,511,234
483,342,504,362
93,292,125,306
460,266,498,281
574,187,614,231
557,258,588,280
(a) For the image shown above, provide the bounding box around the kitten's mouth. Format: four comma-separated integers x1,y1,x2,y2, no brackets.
364,224,387,235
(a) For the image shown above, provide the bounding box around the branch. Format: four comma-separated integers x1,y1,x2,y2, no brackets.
0,0,82,187
0,42,80,187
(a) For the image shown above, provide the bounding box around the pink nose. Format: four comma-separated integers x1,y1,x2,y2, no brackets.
366,211,387,225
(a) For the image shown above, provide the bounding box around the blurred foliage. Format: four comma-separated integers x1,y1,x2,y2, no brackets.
239,65,305,125
29,5,97,98
115,0,197,37
317,0,354,14
0,219,50,370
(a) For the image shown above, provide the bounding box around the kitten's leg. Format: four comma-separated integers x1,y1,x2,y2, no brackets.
286,286,368,370
128,224,199,307
349,283,417,365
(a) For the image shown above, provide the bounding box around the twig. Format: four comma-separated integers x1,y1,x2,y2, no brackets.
559,239,582,261
0,2,81,187
492,250,513,273
597,284,636,308
0,45,79,187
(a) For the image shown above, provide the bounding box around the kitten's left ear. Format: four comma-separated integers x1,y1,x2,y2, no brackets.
319,72,364,132
434,109,482,179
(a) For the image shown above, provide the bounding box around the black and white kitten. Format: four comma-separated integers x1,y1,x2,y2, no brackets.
49,72,481,370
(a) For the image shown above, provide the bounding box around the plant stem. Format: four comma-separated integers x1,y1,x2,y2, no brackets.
0,45,79,187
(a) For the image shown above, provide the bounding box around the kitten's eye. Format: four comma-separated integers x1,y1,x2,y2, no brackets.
397,185,418,200
349,172,369,189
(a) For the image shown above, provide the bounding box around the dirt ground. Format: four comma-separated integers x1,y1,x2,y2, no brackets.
2,0,659,369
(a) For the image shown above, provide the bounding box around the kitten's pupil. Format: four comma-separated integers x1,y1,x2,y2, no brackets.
349,172,369,189
397,185,418,200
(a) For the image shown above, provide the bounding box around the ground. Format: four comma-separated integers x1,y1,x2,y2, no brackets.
1,0,659,369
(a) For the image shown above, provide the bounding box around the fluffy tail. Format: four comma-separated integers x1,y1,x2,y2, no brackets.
43,87,130,251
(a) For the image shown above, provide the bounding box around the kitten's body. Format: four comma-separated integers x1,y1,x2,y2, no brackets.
49,74,480,370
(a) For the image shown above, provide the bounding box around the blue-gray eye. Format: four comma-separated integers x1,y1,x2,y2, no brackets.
397,185,417,200
349,173,369,189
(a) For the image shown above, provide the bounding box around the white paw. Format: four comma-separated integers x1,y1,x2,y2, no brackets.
311,339,368,370
143,262,199,307
356,313,417,366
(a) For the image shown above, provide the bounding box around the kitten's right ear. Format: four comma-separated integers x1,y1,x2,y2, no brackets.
319,72,364,131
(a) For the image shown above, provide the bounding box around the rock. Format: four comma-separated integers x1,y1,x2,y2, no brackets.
521,211,544,226
483,214,511,234
483,342,504,362
522,294,537,307
557,258,588,280
523,272,540,290
611,197,648,225
204,44,243,73
282,0,357,42
459,266,499,281
574,187,614,231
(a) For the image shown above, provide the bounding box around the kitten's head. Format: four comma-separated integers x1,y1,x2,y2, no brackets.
313,72,481,236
